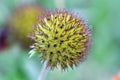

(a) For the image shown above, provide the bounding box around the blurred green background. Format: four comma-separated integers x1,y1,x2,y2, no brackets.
0,0,120,80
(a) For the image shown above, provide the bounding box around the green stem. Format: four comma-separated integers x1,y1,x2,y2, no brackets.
38,62,48,80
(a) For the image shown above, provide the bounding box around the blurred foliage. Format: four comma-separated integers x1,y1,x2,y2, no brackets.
0,0,120,80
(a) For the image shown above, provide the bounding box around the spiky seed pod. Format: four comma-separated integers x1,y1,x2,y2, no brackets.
8,4,44,49
29,10,91,70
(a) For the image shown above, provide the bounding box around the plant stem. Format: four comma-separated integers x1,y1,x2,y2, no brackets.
38,62,48,80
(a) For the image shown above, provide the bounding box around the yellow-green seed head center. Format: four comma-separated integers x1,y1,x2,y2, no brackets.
30,10,90,70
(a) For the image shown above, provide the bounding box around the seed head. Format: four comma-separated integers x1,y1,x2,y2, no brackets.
8,4,44,48
29,9,91,70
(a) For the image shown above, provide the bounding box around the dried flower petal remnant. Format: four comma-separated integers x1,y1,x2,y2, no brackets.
29,10,91,70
